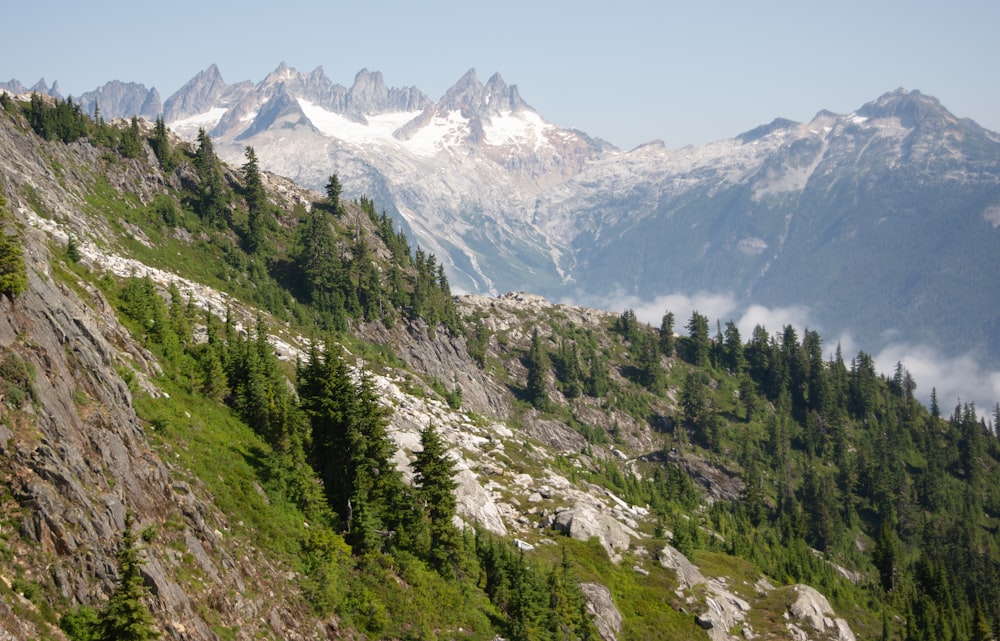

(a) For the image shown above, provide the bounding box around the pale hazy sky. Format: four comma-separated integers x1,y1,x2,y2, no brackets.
3,0,998,150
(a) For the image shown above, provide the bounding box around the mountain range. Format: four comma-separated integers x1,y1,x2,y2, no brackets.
6,64,1000,367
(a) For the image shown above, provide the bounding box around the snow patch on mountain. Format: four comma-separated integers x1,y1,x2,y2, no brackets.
168,107,228,139
484,110,555,151
297,98,421,147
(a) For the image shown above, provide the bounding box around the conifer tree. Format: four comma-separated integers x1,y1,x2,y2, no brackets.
413,423,460,572
67,235,82,263
722,320,745,373
96,512,159,641
659,310,675,357
681,369,710,445
150,116,174,170
525,328,550,410
119,116,143,158
241,146,269,254
635,331,665,392
324,173,342,216
298,342,405,552
685,311,710,367
0,192,27,299
193,128,228,225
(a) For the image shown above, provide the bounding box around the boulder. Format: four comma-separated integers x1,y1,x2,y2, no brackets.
580,582,622,641
552,505,633,561
787,584,856,641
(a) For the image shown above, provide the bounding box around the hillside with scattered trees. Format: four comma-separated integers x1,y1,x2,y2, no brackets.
0,92,997,641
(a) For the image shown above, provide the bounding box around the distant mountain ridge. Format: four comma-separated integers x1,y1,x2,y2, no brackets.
5,65,1000,366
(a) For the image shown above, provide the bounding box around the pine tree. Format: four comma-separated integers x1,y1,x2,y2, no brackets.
193,128,228,225
298,342,405,552
722,320,745,373
150,116,174,170
0,192,27,299
324,173,343,216
242,146,269,254
96,512,159,641
413,423,460,573
685,311,710,367
67,235,82,263
659,310,675,357
119,116,143,158
635,331,665,392
681,369,710,445
525,328,550,410
739,373,758,422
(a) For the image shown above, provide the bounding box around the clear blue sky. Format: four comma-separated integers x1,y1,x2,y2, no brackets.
3,0,998,150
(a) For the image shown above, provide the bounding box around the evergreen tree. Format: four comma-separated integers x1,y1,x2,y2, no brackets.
635,331,665,392
95,512,159,641
525,328,550,410
872,519,898,593
67,235,82,263
324,173,343,216
119,116,142,158
615,308,640,343
413,423,460,573
681,369,711,446
298,343,405,552
150,116,174,170
193,128,228,225
554,338,583,399
584,344,610,398
241,146,269,254
722,320,745,373
0,193,27,299
659,310,676,357
739,373,758,422
684,311,711,367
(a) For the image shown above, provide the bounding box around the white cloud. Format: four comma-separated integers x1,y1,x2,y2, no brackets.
873,342,1000,413
735,303,815,342
561,289,740,329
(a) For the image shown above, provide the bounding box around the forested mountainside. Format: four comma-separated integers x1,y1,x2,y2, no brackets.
0,92,998,641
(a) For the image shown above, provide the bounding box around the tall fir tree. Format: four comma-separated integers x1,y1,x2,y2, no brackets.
659,310,675,357
193,128,228,225
685,311,710,367
525,328,550,411
241,146,268,254
0,192,27,299
413,423,460,573
95,512,159,641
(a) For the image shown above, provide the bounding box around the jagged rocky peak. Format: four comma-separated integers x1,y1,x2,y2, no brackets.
345,68,392,117
0,78,29,95
262,60,297,85
162,63,229,121
438,68,529,117
235,91,310,141
439,68,486,113
30,77,61,97
79,80,162,120
483,71,529,114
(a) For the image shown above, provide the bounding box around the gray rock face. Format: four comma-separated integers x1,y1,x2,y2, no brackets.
787,584,857,641
580,582,622,641
0,113,325,640
79,80,162,121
